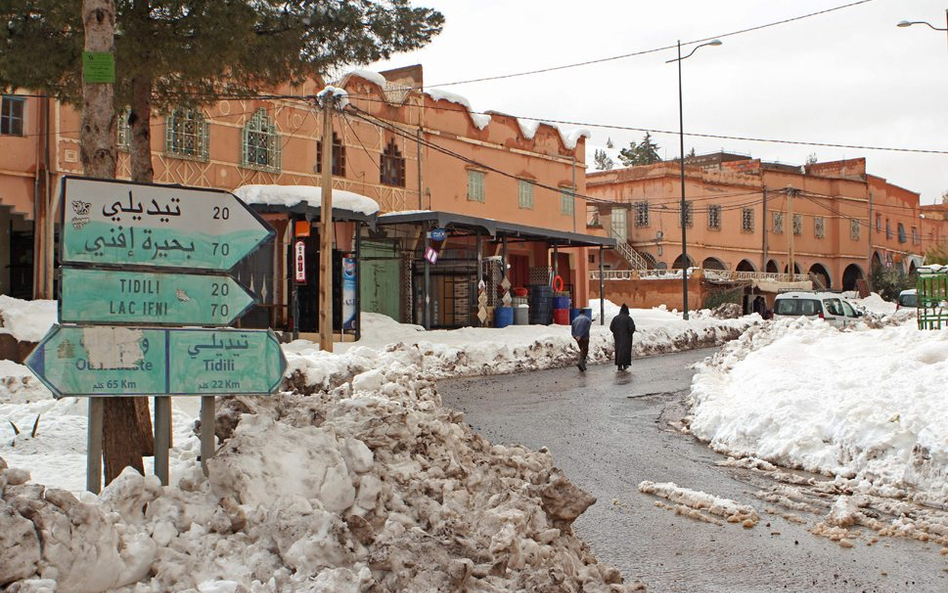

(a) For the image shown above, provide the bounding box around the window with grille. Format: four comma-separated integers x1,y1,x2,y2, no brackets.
117,108,130,150
912,226,920,245
875,214,881,232
773,212,784,234
679,201,693,227
316,132,346,177
467,170,485,202
793,214,802,235
634,201,649,227
741,207,754,233
897,223,907,243
708,204,721,230
166,109,209,161
885,219,892,240
380,139,405,187
1,96,25,136
518,180,533,209
814,216,825,239
850,219,861,241
241,108,280,171
560,188,574,215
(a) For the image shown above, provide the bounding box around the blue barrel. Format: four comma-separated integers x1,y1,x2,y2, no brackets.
553,296,571,310
495,307,514,328
583,307,593,319
569,308,582,322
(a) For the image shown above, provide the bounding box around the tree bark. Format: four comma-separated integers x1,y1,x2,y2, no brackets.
79,0,117,179
81,0,154,483
129,73,154,182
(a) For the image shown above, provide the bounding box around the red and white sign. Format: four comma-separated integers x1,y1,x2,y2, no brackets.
424,246,438,264
294,240,307,284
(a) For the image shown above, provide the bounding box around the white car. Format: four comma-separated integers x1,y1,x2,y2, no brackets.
772,291,862,327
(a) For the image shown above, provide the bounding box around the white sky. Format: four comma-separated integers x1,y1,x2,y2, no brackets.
370,0,948,204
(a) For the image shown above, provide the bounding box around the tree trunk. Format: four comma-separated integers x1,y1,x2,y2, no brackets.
79,0,116,179
81,0,154,484
129,74,154,182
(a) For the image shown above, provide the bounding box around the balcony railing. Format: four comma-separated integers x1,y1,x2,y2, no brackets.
590,269,796,283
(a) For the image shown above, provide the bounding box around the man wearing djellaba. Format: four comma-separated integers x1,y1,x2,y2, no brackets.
609,303,636,371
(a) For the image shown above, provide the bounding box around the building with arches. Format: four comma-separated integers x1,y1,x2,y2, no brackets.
587,154,948,309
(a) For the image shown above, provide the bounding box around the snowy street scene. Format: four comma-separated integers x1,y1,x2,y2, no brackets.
3,0,948,591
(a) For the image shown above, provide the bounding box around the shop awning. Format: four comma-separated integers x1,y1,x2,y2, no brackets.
377,210,616,248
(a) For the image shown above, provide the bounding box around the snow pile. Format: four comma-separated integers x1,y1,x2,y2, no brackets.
688,316,948,504
1,363,642,591
233,185,380,216
0,296,57,343
638,480,759,527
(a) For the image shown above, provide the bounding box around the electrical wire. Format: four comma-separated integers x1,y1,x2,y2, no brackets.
425,0,878,88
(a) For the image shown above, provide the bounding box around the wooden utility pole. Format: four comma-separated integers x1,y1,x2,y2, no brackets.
318,95,335,353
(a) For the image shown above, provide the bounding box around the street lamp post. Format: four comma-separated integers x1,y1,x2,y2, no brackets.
898,10,948,58
666,39,721,321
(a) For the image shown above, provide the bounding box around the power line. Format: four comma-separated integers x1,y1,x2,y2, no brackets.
426,0,877,88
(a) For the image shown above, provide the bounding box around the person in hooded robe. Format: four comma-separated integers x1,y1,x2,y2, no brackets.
609,303,636,371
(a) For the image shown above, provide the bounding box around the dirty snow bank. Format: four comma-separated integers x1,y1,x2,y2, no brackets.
0,296,57,343
687,315,948,505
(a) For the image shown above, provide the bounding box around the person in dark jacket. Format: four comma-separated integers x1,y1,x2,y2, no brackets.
609,303,636,371
571,310,592,372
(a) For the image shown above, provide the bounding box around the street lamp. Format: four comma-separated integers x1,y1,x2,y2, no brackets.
666,39,721,321
898,10,948,57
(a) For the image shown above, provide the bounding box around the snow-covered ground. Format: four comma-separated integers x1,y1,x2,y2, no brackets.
688,299,948,507
0,296,749,591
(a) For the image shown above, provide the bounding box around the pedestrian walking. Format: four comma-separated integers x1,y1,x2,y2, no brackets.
570,309,592,372
609,303,636,371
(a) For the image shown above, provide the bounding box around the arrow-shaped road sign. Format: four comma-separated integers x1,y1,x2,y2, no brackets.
61,177,274,271
59,268,257,326
26,325,286,398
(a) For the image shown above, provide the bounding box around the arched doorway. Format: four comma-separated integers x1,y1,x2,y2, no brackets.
672,254,695,269
808,263,832,289
783,263,802,275
736,259,757,272
871,251,883,271
702,257,727,270
766,260,779,274
842,264,864,291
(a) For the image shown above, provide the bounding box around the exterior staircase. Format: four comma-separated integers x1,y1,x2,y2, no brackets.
609,221,648,270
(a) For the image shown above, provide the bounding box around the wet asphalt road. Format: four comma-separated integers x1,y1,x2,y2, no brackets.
439,349,948,593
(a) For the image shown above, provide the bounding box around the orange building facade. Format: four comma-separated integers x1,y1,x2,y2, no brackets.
586,155,946,305
0,66,602,329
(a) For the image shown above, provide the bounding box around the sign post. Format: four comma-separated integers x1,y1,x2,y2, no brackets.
28,177,282,492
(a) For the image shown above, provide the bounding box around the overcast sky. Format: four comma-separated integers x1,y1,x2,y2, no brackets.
370,0,948,204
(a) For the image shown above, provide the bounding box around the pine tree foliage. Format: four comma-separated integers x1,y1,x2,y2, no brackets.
0,0,444,110
618,132,662,167
593,148,614,171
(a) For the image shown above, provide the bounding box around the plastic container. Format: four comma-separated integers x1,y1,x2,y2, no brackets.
512,287,528,297
495,306,514,328
514,305,530,325
553,309,570,325
569,308,582,323
553,296,571,310
583,307,593,319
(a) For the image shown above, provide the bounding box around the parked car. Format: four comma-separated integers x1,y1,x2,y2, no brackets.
896,289,918,311
772,291,862,327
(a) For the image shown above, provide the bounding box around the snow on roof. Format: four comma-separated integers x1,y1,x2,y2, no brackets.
343,69,388,87
560,128,591,150
233,185,379,216
425,88,491,130
517,119,540,140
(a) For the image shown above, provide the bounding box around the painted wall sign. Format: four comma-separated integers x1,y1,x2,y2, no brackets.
26,325,287,398
424,246,438,264
59,268,256,326
61,177,274,271
294,239,307,284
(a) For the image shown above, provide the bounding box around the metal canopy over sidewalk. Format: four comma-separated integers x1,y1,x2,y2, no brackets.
377,210,616,247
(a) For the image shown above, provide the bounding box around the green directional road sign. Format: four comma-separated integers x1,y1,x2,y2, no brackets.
26,325,286,398
60,177,274,271
60,268,257,326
